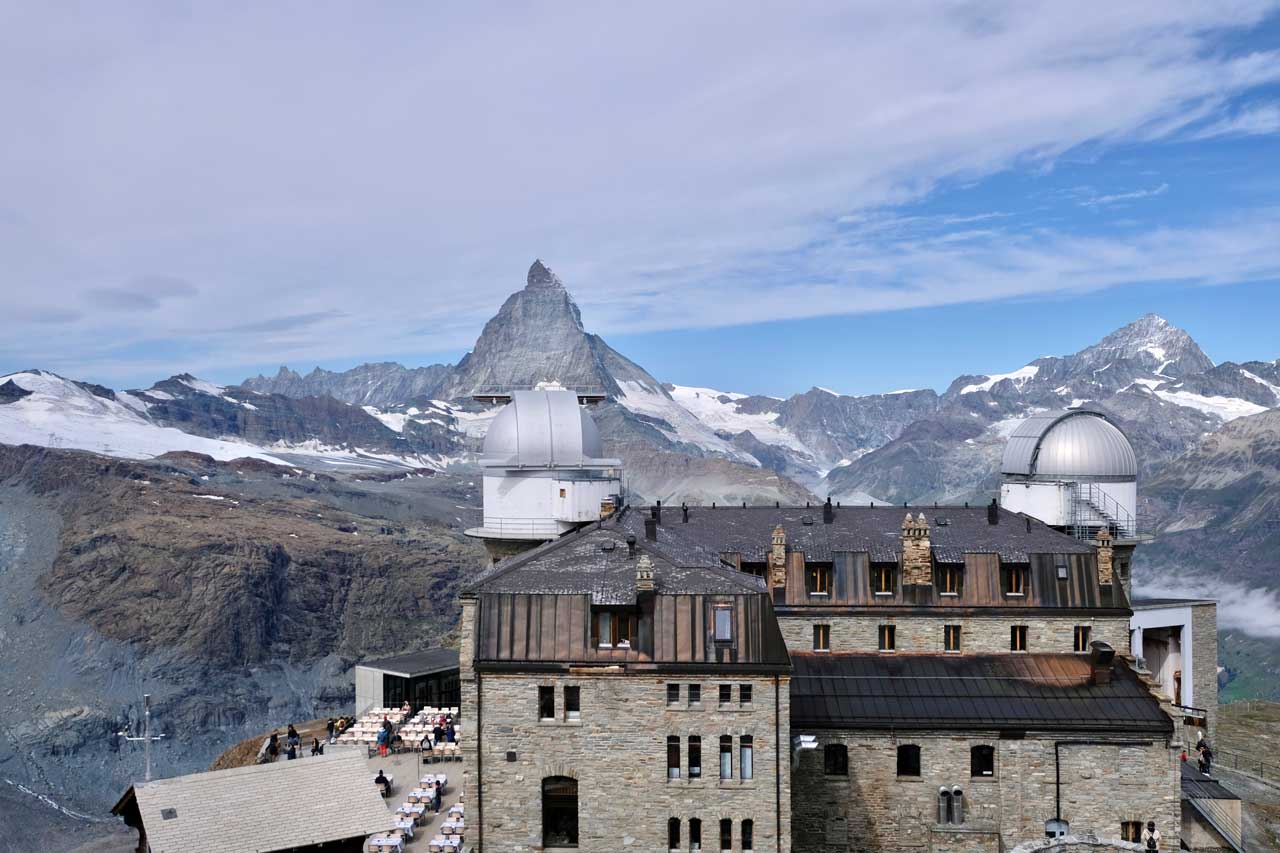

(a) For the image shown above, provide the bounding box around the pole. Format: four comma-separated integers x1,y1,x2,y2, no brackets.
144,694,153,782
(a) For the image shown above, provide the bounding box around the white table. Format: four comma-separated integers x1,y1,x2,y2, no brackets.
394,819,415,838
367,837,403,852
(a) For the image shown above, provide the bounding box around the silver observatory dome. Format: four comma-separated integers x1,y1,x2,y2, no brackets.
481,388,611,468
1001,410,1137,480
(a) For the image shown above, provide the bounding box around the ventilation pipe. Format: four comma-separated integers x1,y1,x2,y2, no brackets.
682,503,689,523
987,498,999,525
644,518,658,542
626,534,637,557
937,787,952,824
951,786,964,824
653,501,662,524
823,497,834,525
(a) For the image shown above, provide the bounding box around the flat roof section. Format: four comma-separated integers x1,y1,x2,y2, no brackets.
1132,597,1216,609
357,649,459,678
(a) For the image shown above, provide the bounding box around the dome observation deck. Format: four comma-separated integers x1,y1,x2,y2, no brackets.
467,387,622,543
999,410,1141,539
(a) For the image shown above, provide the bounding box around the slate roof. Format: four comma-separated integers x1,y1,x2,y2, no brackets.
357,648,459,677
112,750,393,853
790,653,1173,734
1181,762,1240,800
613,504,1093,565
466,523,765,602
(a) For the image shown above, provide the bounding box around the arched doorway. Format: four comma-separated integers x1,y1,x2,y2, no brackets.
542,776,579,847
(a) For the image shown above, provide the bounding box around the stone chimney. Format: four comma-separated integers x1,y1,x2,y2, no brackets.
636,554,655,593
901,513,932,586
823,496,834,524
1094,527,1114,585
769,524,788,589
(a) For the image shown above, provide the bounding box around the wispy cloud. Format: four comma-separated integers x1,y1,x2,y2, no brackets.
1189,103,1280,139
1136,570,1280,638
1079,183,1170,208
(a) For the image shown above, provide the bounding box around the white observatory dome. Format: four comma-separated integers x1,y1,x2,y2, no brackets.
481,388,609,468
1001,410,1137,480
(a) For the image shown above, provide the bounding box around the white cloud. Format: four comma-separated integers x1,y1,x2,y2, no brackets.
1137,570,1280,638
1079,183,1170,208
1189,103,1280,139
2,2,1280,382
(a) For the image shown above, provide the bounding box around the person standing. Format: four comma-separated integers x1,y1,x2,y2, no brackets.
326,717,336,744
1141,821,1161,850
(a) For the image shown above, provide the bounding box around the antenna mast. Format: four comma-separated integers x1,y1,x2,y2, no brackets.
117,694,166,782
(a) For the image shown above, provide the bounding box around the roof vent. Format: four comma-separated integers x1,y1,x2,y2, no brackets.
987,498,999,525
934,517,950,526
626,534,637,557
681,503,689,523
801,515,814,526
823,497,834,524
601,540,616,552
161,808,178,821
644,518,658,542
1088,641,1115,685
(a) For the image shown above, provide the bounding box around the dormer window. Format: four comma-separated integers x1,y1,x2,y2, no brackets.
937,564,961,596
1005,565,1027,596
713,605,733,645
592,609,637,648
807,564,832,596
871,564,894,596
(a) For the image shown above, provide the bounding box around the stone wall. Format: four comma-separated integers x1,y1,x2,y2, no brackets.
778,613,1130,656
790,730,1180,853
470,668,790,852
1190,603,1218,737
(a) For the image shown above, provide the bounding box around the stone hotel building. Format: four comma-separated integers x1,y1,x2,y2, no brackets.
458,390,1221,853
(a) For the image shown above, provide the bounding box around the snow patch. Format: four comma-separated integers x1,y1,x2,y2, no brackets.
1153,389,1268,421
959,364,1039,395
178,376,226,396
1240,369,1280,403
617,380,749,459
668,385,809,454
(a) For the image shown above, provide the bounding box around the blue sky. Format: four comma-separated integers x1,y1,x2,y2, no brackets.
2,3,1279,397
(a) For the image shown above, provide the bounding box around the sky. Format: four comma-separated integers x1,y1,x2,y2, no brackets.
3,2,1280,397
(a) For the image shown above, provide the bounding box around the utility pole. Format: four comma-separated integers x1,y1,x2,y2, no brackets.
118,694,166,782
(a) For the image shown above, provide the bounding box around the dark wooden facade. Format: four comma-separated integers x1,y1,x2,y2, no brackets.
722,550,1127,610
473,591,791,669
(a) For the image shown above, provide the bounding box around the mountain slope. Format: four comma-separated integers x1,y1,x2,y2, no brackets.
242,362,452,409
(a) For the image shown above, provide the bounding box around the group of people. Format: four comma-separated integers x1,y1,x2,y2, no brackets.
266,724,313,761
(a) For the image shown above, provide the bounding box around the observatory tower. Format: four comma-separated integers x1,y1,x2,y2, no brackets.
465,384,622,563
999,409,1146,597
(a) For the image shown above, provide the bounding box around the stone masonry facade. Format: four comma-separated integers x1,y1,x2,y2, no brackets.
790,731,1181,853
778,614,1130,656
1190,603,1218,737
466,669,791,852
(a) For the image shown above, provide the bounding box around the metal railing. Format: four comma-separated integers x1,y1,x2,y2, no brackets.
1216,748,1280,785
1069,482,1143,540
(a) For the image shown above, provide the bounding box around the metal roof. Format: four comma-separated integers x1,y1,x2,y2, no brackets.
1180,762,1239,801
112,750,393,853
356,649,459,678
1001,410,1137,479
790,652,1172,734
480,388,619,469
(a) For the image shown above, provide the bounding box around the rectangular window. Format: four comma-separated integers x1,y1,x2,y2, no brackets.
938,564,960,595
720,818,732,851
742,819,754,852
824,743,848,776
667,736,681,779
559,487,566,498
807,564,831,595
719,684,732,705
688,684,701,706
713,605,733,644
1074,625,1091,652
878,624,896,651
720,735,733,779
1121,822,1142,843
564,686,580,721
595,611,613,647
690,819,702,850
1006,565,1027,596
538,685,555,720
897,744,921,777
872,564,894,595
739,684,752,705
1011,625,1028,652
944,624,961,652
667,683,680,706
688,736,702,778
740,735,753,780
813,624,831,652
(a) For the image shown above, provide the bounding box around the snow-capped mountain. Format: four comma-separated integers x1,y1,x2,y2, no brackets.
0,370,459,470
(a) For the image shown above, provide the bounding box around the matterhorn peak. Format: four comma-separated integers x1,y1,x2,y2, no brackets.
527,259,564,290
